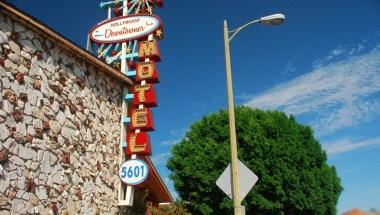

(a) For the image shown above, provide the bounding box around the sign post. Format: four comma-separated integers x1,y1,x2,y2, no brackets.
216,160,258,204
89,0,164,208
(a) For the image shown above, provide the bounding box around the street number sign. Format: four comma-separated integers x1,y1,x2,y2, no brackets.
119,159,149,185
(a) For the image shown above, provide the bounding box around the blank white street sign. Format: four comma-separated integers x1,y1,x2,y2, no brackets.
216,159,258,201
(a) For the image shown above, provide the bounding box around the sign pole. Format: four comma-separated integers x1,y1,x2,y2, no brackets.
223,20,241,215
121,0,136,207
90,0,165,209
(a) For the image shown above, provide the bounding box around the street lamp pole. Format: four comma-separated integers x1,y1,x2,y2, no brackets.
223,14,285,215
223,20,242,215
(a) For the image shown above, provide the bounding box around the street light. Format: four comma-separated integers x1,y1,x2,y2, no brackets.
223,13,285,215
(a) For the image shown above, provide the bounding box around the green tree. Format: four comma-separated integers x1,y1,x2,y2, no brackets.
149,200,191,215
167,107,342,215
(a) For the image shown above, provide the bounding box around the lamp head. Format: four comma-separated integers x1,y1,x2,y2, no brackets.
260,13,285,25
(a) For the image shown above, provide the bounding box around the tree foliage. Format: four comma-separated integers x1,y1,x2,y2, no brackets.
149,200,191,215
167,107,342,215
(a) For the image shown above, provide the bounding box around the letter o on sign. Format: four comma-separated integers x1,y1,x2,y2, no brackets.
119,159,149,185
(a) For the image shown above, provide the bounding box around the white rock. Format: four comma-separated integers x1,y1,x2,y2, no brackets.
8,171,18,181
21,192,30,201
52,172,62,185
9,40,20,55
20,39,36,54
9,156,24,166
16,122,26,136
20,50,31,60
24,76,33,86
24,102,32,115
18,144,33,160
32,107,44,120
4,59,18,71
23,115,32,125
30,162,39,171
27,125,35,136
56,111,66,125
0,30,8,44
26,30,34,40
61,126,74,140
33,119,42,129
5,116,16,128
57,135,65,146
50,101,59,113
29,63,41,78
32,39,43,52
40,151,50,173
0,109,6,118
7,53,20,65
18,32,28,40
10,82,20,95
64,119,76,130
17,64,28,74
2,100,14,114
1,77,10,88
0,124,10,141
42,98,50,108
0,67,6,77
36,186,48,200
2,138,14,150
16,187,25,197
14,22,26,32
41,106,55,119
28,88,43,107
50,154,58,165
49,120,61,135
11,199,26,213
0,177,10,193
25,160,31,169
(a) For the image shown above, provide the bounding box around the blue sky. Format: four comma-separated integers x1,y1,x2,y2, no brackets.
9,0,380,213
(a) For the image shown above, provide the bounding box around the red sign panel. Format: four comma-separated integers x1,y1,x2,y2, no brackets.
136,61,160,84
138,40,161,61
125,132,152,156
133,84,157,107
129,108,154,131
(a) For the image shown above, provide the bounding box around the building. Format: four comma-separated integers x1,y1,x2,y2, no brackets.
0,1,172,214
342,208,367,215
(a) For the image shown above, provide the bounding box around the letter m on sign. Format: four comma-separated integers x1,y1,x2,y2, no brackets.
138,40,161,61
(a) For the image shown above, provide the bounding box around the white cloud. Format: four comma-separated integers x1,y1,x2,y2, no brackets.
151,152,170,166
169,128,188,137
245,43,380,136
160,128,188,146
324,137,380,155
161,139,182,146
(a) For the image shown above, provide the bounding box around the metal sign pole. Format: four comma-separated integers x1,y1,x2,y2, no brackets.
223,20,242,215
121,0,135,206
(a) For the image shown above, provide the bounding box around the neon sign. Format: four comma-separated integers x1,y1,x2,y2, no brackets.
90,14,162,44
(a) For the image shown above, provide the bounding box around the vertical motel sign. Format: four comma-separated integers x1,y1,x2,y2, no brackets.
89,0,164,206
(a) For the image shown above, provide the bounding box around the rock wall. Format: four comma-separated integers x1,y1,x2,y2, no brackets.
0,11,124,215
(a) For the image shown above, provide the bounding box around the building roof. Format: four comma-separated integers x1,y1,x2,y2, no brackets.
342,208,367,215
0,1,133,86
141,156,174,203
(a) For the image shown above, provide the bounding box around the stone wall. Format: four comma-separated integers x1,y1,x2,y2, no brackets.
0,11,124,215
